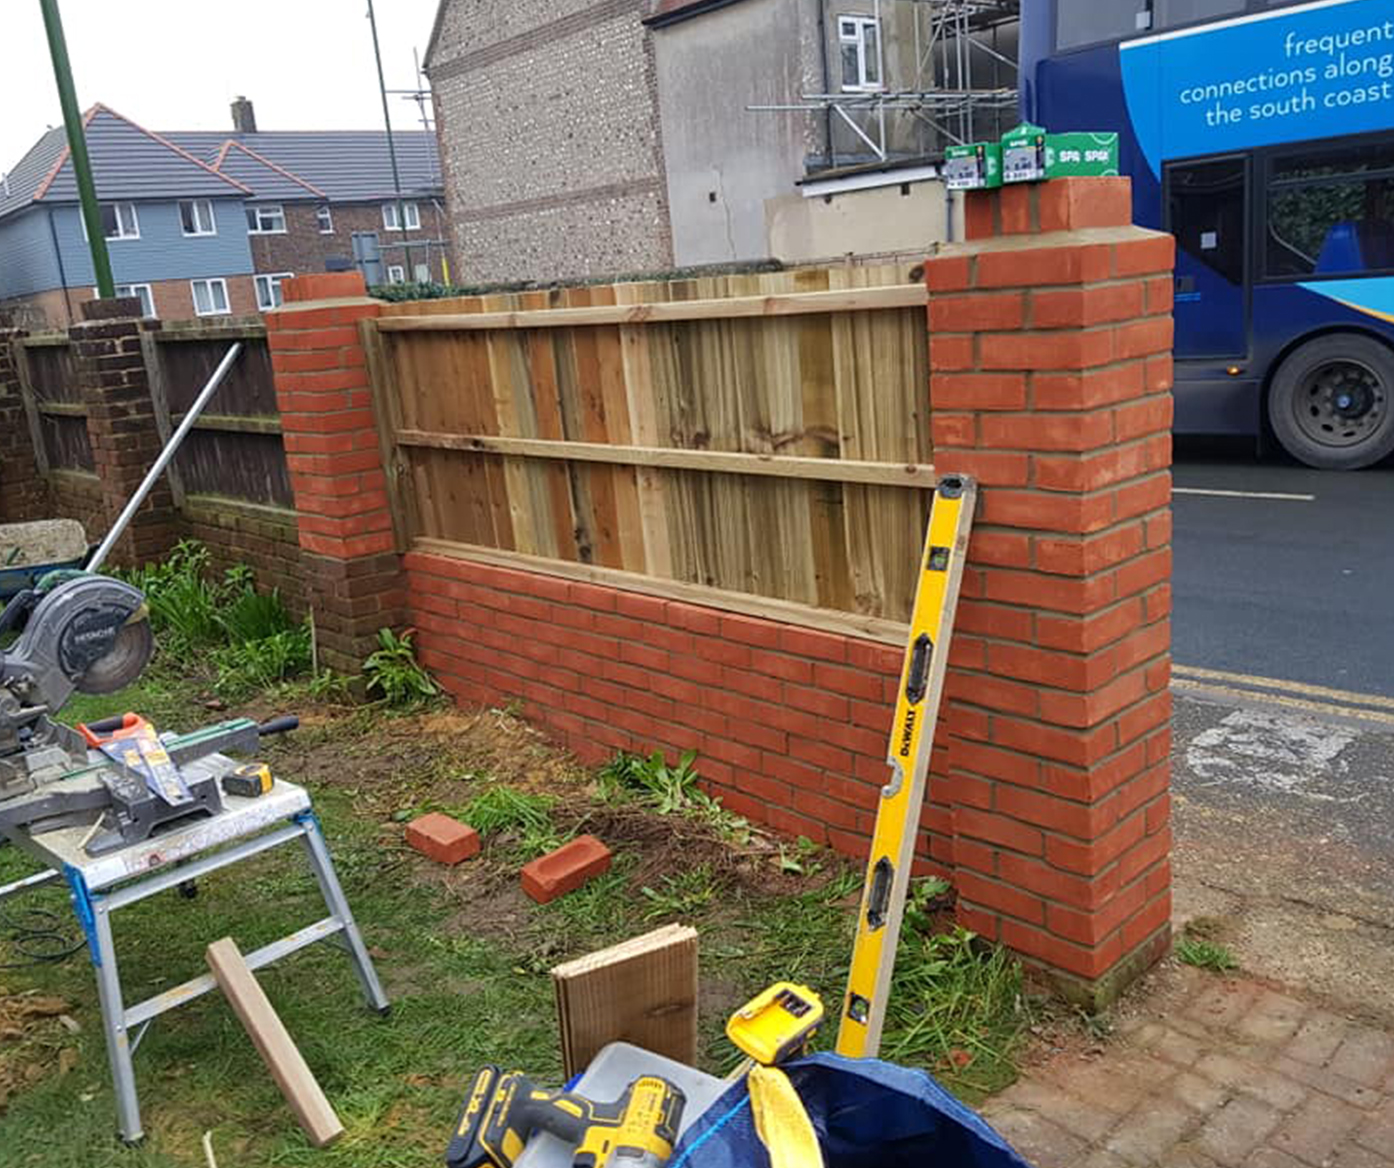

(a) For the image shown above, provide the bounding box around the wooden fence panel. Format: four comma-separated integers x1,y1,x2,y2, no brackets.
371,264,933,626
18,337,92,473
152,325,292,508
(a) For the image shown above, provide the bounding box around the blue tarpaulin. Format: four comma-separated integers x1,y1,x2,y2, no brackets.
670,1053,1033,1168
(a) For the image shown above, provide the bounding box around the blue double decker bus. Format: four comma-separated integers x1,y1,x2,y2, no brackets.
1023,0,1394,468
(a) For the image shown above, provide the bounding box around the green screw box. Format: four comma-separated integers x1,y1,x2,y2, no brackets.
943,141,1002,191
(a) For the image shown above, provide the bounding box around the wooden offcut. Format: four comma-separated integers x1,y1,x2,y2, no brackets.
368,263,934,625
206,937,344,1147
551,924,699,1078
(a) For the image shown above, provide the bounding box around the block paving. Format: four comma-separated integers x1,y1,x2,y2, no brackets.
982,969,1394,1167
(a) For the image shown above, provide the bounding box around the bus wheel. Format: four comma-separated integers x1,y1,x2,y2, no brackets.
1268,334,1394,470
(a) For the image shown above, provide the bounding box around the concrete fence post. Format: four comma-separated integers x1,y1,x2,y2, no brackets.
0,322,49,524
926,176,1175,1005
71,298,178,565
266,272,406,673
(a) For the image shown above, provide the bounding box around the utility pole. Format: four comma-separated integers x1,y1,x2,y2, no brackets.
39,0,114,298
367,0,413,284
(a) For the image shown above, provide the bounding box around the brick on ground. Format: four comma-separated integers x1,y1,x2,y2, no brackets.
405,812,480,865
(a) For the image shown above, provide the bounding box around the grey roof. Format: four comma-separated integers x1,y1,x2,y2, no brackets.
211,141,326,202
0,106,247,222
168,130,442,203
0,107,441,223
0,126,66,219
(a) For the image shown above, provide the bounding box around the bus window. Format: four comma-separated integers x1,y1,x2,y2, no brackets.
1267,143,1394,279
1055,0,1152,50
1168,157,1247,285
1155,0,1244,27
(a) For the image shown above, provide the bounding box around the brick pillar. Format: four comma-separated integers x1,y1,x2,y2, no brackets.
927,177,1174,1007
266,271,405,673
71,298,177,565
0,322,49,523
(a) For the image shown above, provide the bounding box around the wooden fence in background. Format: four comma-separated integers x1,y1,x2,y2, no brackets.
11,320,291,510
365,265,934,640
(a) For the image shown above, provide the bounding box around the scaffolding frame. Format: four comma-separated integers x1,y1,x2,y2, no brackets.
749,0,1020,168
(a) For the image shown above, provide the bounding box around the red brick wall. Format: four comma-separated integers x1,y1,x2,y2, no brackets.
1,277,259,331
405,551,905,854
926,178,1174,995
181,497,307,608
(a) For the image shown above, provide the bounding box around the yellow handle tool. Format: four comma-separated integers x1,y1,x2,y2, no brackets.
836,474,976,1058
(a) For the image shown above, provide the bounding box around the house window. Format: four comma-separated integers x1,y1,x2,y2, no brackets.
191,277,230,316
838,16,882,92
179,199,216,236
254,272,294,312
316,205,334,234
413,262,431,283
101,202,140,240
382,202,420,231
116,283,155,317
246,204,286,234
386,264,406,284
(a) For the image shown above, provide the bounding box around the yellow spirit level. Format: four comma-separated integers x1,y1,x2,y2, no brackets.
835,474,976,1059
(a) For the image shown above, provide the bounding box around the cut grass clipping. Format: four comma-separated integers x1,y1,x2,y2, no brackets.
1177,938,1239,973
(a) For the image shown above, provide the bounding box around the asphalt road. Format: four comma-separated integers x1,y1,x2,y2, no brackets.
1172,441,1394,698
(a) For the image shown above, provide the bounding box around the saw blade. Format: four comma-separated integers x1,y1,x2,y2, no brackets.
76,618,154,695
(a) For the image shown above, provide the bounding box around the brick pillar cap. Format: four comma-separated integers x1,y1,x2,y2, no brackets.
284,272,367,303
966,177,1134,240
80,296,144,322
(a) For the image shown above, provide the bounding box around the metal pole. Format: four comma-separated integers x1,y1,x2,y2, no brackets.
39,0,113,298
87,343,242,572
367,0,412,283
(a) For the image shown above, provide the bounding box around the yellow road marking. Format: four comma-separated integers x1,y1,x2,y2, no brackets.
1173,665,1394,713
1173,679,1394,728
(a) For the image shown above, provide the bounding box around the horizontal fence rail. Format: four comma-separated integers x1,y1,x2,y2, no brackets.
366,265,935,629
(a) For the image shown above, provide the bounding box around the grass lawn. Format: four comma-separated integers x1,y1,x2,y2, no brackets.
0,665,1031,1167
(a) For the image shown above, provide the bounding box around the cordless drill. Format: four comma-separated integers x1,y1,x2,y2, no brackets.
445,1066,686,1168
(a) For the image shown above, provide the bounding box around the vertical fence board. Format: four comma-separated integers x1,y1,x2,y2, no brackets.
374,267,934,624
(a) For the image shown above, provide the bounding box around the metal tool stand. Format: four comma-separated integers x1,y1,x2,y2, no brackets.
0,761,388,1144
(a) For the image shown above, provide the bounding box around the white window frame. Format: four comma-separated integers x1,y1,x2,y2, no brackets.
101,202,140,240
117,283,155,317
386,264,406,284
246,204,287,234
191,277,231,317
254,272,294,312
316,204,334,234
179,199,217,237
413,262,431,283
382,202,420,231
838,15,884,93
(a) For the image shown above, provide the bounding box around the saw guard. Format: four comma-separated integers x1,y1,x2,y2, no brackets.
2,575,152,712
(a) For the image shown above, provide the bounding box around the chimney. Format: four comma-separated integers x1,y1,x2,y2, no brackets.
231,96,257,133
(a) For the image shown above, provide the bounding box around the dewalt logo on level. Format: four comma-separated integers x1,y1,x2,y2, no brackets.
898,710,917,758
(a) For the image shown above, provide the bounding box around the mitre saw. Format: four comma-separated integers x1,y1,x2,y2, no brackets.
0,573,295,855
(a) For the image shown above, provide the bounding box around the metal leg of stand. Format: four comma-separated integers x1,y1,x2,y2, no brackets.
91,898,144,1144
296,813,390,1016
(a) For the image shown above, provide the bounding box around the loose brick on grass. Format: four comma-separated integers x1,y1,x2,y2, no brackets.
521,835,612,904
405,812,481,865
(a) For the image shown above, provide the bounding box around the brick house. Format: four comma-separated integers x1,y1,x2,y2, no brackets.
0,99,444,329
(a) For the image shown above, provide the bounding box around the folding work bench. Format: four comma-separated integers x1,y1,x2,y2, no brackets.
0,753,388,1144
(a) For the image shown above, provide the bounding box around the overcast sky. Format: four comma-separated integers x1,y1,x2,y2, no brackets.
0,0,441,173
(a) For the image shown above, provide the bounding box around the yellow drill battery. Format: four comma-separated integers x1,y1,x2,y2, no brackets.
222,762,272,798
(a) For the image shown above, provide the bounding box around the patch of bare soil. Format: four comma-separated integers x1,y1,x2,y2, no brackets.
0,987,76,1113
